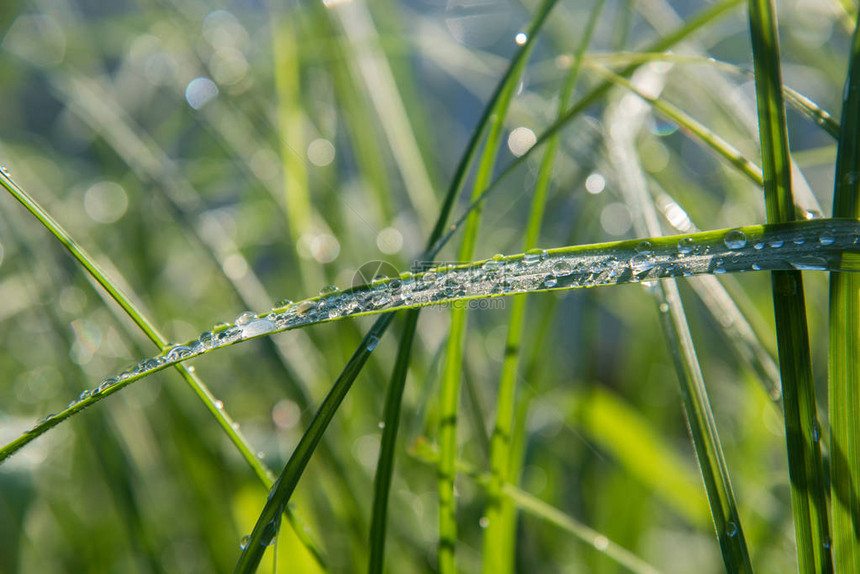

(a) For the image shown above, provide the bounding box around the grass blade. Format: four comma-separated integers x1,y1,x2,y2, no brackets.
829,10,860,571
482,2,604,572
747,0,833,571
0,169,329,569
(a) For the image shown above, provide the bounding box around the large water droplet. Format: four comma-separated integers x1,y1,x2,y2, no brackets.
240,535,250,549
166,345,192,361
319,284,339,295
241,318,276,338
769,239,784,248
235,311,256,326
483,260,500,273
552,259,574,277
726,522,738,537
677,237,694,254
724,230,747,250
630,253,655,273
523,248,546,265
543,276,558,288
819,232,835,246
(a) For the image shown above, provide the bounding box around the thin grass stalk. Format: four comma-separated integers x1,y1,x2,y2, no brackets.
0,170,328,569
747,1,833,570
482,2,604,572
829,11,860,571
607,72,753,571
436,1,558,567
239,3,561,569
272,6,318,292
366,2,561,569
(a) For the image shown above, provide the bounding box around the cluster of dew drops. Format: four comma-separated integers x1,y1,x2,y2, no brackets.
32,223,856,431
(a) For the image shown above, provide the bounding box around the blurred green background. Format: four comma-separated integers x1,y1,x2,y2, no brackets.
0,0,853,571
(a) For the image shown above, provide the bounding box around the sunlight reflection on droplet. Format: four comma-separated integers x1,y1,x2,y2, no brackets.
507,127,536,157
515,32,527,45
84,181,128,223
585,173,605,194
307,138,336,166
185,77,218,110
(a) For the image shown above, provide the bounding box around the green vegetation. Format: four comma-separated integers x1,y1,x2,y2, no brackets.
0,1,858,573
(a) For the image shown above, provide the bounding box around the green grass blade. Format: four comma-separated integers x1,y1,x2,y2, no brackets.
482,2,604,572
411,440,664,574
365,2,563,570
829,11,860,571
437,1,557,568
607,80,753,571
0,169,329,570
747,0,833,571
8,218,859,464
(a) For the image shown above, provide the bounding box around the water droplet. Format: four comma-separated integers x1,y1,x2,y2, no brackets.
423,271,438,283
793,234,806,245
320,284,339,295
811,420,820,442
166,345,192,361
552,260,574,277
479,516,490,528
199,331,214,343
483,260,500,273
726,522,738,537
724,230,747,250
752,263,762,271
769,239,784,248
275,298,293,308
241,318,276,338
523,249,545,265
240,535,250,549
0,166,9,175
235,311,256,326
677,237,694,254
635,241,652,254
378,421,386,429
78,389,92,401
543,276,558,288
658,302,669,313
371,293,392,308
366,335,380,351
296,301,316,316
630,253,655,273
492,253,505,261
753,241,765,250
790,256,828,271
714,259,727,274
819,232,835,246
214,400,224,409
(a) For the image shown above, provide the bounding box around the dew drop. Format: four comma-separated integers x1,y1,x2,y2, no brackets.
241,318,276,338
483,260,500,273
320,284,339,295
724,230,747,250
753,241,765,250
492,253,505,261
726,522,738,537
752,263,762,271
793,234,806,245
769,239,784,248
635,241,652,254
235,311,256,326
240,535,250,549
166,345,192,361
199,331,214,344
630,253,655,273
378,421,386,429
479,516,490,529
551,259,574,277
423,271,438,283
275,299,293,308
366,335,380,351
296,301,316,316
543,276,558,288
677,237,694,254
523,249,545,265
214,400,224,409
819,232,836,246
